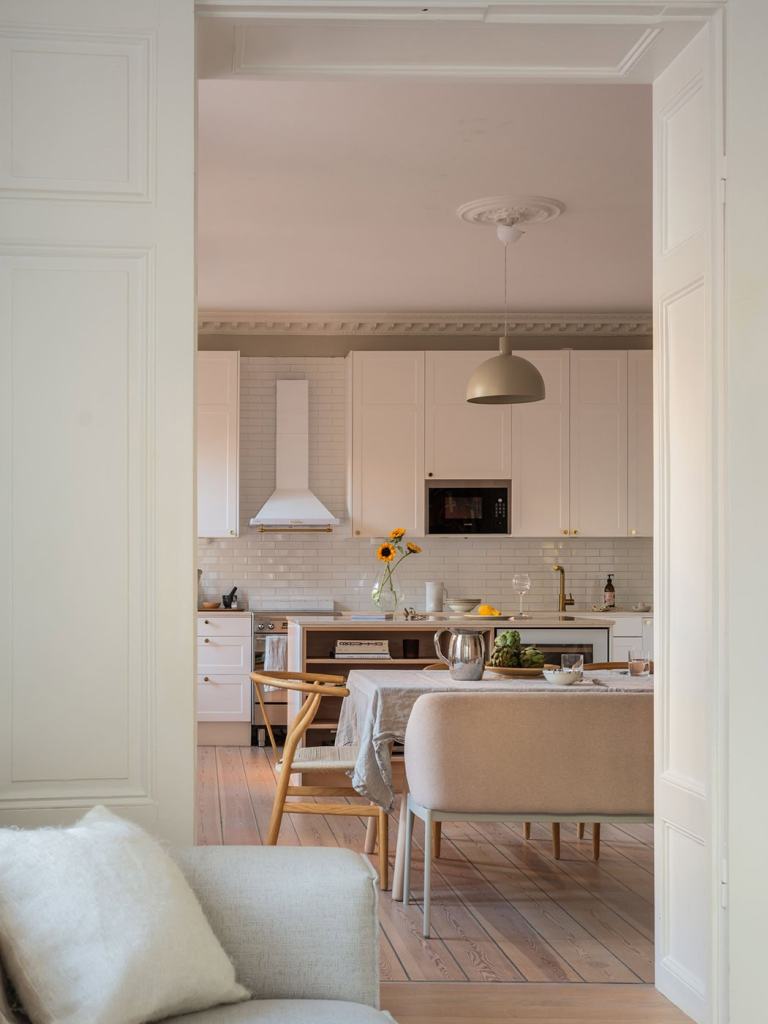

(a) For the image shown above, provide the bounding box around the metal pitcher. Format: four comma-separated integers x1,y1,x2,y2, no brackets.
433,627,486,681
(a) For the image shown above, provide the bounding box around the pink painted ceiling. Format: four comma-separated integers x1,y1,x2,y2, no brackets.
197,79,651,314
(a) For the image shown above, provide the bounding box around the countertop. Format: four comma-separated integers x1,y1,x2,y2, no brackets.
287,614,615,629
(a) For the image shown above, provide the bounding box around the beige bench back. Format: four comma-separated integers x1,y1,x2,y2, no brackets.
404,692,653,815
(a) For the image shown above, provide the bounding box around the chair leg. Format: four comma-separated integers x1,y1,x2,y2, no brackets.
378,808,389,891
432,820,442,859
364,816,377,855
578,822,585,840
266,767,292,845
423,810,433,939
592,823,601,861
524,822,531,840
551,822,561,860
403,802,414,906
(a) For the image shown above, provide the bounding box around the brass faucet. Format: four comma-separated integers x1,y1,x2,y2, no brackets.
552,563,575,612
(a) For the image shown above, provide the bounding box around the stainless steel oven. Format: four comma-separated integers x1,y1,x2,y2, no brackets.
498,626,610,665
427,480,510,535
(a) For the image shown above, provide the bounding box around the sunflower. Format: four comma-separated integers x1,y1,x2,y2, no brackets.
389,527,406,541
376,543,396,562
406,542,422,554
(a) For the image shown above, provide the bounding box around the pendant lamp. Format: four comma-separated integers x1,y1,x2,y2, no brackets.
458,196,565,406
466,223,545,404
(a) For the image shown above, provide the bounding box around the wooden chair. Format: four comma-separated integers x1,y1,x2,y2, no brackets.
403,691,653,936
584,660,655,672
251,671,389,890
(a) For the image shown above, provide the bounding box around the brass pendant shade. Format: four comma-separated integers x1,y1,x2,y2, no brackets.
466,335,546,405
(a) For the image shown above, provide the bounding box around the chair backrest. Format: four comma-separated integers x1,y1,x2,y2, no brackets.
584,660,654,672
250,671,347,762
404,691,653,815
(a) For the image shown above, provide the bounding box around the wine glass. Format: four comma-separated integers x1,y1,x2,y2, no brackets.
511,572,531,619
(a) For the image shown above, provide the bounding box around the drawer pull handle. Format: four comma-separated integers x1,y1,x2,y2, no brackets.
204,619,210,624
203,676,210,683
204,638,210,644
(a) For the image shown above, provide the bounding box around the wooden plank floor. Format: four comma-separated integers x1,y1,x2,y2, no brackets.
197,746,656,987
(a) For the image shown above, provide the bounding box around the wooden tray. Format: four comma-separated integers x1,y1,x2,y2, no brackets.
485,666,544,679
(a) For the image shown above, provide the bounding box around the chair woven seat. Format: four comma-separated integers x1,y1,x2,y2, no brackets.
279,745,360,772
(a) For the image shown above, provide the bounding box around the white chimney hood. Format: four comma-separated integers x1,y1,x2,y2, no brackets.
250,379,339,530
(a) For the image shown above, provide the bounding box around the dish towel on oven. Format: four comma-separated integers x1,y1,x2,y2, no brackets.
263,634,288,685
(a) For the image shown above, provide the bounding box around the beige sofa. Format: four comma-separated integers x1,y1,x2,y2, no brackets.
0,846,395,1024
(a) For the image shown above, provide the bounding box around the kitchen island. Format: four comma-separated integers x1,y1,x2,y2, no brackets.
285,613,614,737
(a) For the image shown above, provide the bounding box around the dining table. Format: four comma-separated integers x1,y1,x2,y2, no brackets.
334,666,654,900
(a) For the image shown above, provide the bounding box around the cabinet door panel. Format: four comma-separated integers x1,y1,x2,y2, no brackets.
510,351,570,537
351,351,425,538
628,350,653,536
425,351,511,479
197,351,239,538
197,636,250,674
570,351,628,537
197,675,250,722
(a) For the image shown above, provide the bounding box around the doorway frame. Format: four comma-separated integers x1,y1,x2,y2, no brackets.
195,3,729,1020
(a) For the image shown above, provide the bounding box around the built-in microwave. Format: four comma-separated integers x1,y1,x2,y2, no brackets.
427,481,510,535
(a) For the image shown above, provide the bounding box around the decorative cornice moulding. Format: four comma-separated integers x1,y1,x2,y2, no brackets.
198,311,652,337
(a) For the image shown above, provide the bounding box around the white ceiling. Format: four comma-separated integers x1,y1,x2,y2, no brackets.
198,78,651,314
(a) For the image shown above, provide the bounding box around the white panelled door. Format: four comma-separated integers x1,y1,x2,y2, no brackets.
510,351,570,537
0,0,195,843
628,350,654,537
569,351,628,537
653,25,721,1024
197,351,240,538
351,351,425,538
425,351,511,480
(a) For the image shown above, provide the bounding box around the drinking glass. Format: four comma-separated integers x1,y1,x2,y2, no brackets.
628,650,651,677
561,653,584,677
511,572,531,619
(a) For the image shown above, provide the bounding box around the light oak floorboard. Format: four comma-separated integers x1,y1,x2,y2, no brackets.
380,983,692,1023
197,748,656,987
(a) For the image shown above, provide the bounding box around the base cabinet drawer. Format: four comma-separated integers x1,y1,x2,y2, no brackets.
197,636,250,673
198,674,250,722
197,615,252,637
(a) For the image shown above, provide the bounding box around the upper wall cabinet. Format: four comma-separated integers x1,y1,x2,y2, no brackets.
627,350,653,537
425,351,511,480
569,351,629,537
510,351,571,537
197,351,239,538
350,351,425,538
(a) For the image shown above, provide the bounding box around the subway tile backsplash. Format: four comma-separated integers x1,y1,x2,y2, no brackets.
198,356,653,613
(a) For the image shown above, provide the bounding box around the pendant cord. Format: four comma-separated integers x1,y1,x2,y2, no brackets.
503,240,509,338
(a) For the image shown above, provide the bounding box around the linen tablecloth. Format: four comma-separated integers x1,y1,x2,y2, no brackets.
335,668,654,809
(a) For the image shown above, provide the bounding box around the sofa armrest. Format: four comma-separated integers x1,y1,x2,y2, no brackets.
174,846,380,1007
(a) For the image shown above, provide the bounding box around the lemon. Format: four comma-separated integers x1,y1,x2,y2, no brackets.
478,603,501,616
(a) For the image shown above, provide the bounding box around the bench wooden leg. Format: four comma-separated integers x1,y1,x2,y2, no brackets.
578,822,585,840
364,816,377,854
524,822,531,840
551,822,561,860
592,822,601,861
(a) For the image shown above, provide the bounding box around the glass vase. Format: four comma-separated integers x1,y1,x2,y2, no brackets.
371,568,404,616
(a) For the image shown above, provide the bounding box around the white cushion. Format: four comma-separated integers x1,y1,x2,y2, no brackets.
0,807,249,1024
172,998,395,1023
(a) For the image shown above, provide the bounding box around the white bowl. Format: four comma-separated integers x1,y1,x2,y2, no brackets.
632,603,652,612
543,668,582,686
446,598,480,614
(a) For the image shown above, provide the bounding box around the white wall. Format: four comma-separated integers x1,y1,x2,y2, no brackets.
198,356,653,613
725,1,768,1019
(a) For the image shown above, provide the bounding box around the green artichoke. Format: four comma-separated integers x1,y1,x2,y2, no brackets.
489,630,522,668
520,646,545,668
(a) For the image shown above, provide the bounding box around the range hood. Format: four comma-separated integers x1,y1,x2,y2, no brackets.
250,379,339,530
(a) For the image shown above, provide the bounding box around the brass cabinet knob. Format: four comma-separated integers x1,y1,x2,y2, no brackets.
630,528,637,536
355,530,361,536
204,619,210,624
572,529,579,535
203,676,210,682
428,472,433,477
228,529,236,536
204,638,210,644
561,529,569,535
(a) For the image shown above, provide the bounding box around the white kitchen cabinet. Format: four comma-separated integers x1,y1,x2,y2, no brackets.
197,351,239,538
627,350,653,537
510,351,570,537
609,613,654,660
350,351,425,538
196,613,251,727
425,351,511,480
569,351,628,537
